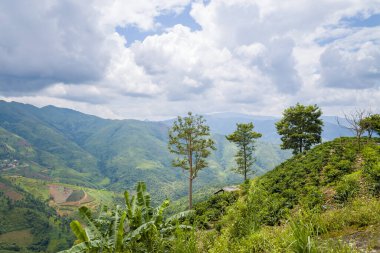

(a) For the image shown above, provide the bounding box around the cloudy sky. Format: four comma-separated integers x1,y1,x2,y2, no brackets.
1,0,380,120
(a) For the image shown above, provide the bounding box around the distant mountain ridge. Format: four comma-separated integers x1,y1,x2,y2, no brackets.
162,112,353,142
0,101,350,202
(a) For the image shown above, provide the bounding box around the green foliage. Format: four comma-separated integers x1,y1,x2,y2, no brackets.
169,226,198,253
226,122,262,181
193,192,238,229
334,173,360,203
61,182,193,253
0,176,74,252
360,113,380,137
200,137,380,252
0,101,291,206
288,212,322,253
169,112,216,209
362,145,380,195
66,190,85,202
276,103,323,154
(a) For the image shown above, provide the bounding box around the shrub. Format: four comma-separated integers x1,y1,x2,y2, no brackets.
334,173,360,204
362,146,380,195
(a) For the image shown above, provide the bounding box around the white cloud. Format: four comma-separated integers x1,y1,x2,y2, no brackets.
319,28,380,89
1,0,380,119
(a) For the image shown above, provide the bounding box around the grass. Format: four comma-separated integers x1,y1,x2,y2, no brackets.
0,229,33,246
189,138,380,252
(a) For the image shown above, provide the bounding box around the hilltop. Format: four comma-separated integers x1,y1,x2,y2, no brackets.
190,137,380,252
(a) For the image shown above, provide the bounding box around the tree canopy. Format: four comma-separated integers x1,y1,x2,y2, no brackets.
276,103,323,155
168,112,215,209
226,123,262,181
361,113,380,138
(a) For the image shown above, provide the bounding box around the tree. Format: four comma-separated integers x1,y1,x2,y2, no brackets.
226,123,262,181
276,103,323,155
168,112,215,209
339,109,370,150
360,113,380,138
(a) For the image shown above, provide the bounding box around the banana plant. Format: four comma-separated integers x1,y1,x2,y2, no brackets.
60,182,194,253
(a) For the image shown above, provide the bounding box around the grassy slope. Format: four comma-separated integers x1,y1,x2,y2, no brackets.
192,137,380,252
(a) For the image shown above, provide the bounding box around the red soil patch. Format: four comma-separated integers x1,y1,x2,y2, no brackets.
0,182,6,190
49,184,93,206
0,182,24,201
5,190,23,201
49,184,73,203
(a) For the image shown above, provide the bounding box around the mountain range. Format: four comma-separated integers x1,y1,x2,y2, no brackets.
0,100,351,202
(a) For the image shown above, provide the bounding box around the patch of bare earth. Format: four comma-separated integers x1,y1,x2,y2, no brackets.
0,182,24,201
49,184,73,203
61,191,94,206
342,225,380,252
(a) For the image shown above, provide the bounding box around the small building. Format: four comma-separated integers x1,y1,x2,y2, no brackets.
214,186,240,194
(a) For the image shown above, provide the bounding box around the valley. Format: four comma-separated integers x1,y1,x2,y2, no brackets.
0,101,375,252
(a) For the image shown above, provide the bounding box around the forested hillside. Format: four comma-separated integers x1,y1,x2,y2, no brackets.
0,101,291,202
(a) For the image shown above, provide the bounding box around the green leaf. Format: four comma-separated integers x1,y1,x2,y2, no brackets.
69,220,88,242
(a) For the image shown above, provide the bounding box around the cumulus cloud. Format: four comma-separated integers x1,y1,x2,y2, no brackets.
0,0,112,93
1,0,380,119
319,28,380,89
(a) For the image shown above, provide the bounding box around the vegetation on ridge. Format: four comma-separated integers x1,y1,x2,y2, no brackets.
169,112,216,209
226,122,262,181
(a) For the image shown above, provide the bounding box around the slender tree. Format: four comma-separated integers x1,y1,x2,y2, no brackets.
226,123,262,181
339,109,371,150
276,103,323,155
360,113,380,138
168,112,215,209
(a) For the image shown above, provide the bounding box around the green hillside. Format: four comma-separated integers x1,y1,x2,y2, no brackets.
188,137,380,252
0,176,74,253
0,101,290,203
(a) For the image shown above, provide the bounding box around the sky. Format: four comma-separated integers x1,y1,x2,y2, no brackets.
0,0,380,120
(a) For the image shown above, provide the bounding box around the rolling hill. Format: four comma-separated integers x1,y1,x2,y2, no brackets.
190,137,380,252
0,101,354,204
0,101,292,203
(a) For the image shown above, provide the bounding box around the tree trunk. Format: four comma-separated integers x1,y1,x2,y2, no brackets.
243,145,247,181
189,177,193,210
188,141,193,210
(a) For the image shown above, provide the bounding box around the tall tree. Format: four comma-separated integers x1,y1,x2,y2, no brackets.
276,103,323,155
360,113,380,138
226,123,262,181
168,112,215,209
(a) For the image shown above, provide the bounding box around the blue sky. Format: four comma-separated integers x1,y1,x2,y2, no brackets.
0,0,379,119
116,4,201,46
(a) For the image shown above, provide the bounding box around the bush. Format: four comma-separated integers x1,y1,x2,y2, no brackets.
362,146,380,195
334,173,360,204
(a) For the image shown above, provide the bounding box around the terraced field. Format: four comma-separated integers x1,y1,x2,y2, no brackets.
6,176,121,216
